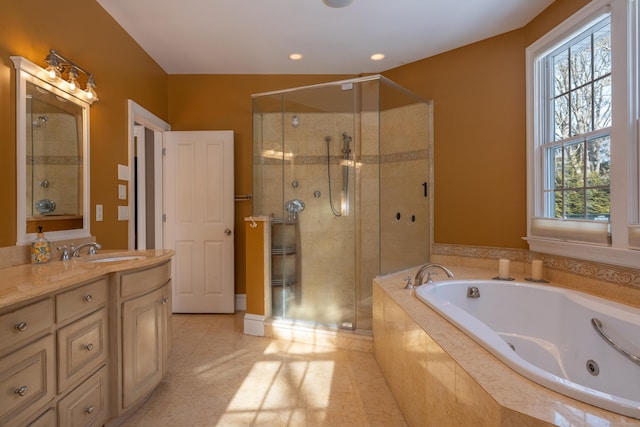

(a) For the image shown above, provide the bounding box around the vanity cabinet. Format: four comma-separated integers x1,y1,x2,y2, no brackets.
0,277,108,427
0,251,173,426
111,260,172,417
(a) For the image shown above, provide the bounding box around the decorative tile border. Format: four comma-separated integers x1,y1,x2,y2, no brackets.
432,243,640,289
256,149,428,166
28,155,81,165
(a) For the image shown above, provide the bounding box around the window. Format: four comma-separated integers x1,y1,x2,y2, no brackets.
544,17,611,222
526,0,639,267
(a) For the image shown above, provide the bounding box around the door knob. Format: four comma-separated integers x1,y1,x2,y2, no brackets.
225,228,232,236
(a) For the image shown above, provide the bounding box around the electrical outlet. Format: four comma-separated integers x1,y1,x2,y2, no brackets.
96,204,103,221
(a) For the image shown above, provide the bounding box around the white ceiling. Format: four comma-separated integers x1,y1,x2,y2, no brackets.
96,0,554,75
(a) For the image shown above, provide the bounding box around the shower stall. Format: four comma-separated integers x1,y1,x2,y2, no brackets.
252,75,432,331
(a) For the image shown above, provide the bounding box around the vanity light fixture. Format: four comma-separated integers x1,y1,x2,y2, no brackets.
44,49,98,102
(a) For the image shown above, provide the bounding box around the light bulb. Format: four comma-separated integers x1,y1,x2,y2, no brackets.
46,65,61,81
44,50,61,81
85,85,97,100
67,67,79,92
85,76,98,101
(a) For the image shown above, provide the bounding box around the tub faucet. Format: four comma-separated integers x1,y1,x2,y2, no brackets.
71,242,102,257
415,263,454,286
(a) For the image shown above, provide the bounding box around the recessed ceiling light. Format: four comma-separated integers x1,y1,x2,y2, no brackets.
323,0,354,8
289,53,303,61
370,53,385,61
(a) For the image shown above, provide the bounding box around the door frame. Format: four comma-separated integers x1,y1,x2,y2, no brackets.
126,100,170,249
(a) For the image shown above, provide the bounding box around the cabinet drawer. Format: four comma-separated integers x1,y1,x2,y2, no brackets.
56,278,107,324
0,335,55,424
120,261,170,298
57,308,108,392
26,408,55,427
58,365,108,427
0,299,53,354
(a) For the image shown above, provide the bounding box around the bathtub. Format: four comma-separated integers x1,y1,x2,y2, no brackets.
415,280,640,419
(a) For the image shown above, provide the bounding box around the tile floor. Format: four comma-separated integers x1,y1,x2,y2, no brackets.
122,313,407,427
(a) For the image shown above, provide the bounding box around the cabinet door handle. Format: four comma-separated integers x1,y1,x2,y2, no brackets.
15,321,27,332
84,343,94,351
83,294,93,302
15,386,28,396
161,297,169,305
84,406,94,414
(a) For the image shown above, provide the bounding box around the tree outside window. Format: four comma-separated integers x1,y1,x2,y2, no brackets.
543,19,611,221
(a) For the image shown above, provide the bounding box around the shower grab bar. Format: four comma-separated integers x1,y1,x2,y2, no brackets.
591,318,640,366
234,194,253,201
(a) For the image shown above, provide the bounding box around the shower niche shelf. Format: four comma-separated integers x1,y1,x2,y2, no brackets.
271,219,298,318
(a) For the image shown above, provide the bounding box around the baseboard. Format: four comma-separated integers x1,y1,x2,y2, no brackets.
235,293,246,311
243,313,265,336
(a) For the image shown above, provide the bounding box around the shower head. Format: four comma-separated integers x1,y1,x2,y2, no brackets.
32,115,48,127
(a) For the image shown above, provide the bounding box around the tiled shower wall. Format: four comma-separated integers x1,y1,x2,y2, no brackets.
26,110,82,217
256,101,431,328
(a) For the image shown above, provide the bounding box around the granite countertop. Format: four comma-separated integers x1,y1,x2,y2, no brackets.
0,249,174,310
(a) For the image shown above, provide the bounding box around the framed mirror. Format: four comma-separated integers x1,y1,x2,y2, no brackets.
11,56,91,245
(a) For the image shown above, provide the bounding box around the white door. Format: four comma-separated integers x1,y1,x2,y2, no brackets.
164,131,235,313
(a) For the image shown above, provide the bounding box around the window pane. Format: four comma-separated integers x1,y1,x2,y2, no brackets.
554,94,570,140
564,141,584,189
586,135,610,187
553,50,570,95
564,189,585,218
594,75,611,129
570,85,592,135
587,188,610,219
570,35,592,89
593,23,611,79
546,145,563,189
553,191,563,218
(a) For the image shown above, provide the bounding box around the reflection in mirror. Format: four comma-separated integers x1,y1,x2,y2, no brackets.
26,81,83,233
12,56,91,245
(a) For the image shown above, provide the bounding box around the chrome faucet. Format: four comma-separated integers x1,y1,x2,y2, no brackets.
71,242,102,257
414,263,454,286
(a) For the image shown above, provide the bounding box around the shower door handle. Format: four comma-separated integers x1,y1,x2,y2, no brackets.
224,228,232,236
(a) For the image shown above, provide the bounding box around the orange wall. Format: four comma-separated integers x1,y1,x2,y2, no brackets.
383,30,529,248
0,0,168,248
383,0,589,248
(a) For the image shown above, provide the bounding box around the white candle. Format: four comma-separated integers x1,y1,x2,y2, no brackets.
531,260,543,281
498,259,510,279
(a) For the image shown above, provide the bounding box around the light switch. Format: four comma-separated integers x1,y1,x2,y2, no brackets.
118,206,129,221
96,204,103,221
118,164,129,181
118,184,127,200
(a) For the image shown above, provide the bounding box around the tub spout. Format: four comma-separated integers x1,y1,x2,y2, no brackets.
415,263,454,286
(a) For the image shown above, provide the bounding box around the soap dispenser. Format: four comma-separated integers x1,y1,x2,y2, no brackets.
31,226,51,264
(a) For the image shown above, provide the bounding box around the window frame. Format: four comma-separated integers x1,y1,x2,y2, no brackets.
526,0,639,268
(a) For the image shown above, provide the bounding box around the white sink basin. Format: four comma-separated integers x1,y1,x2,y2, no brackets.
84,255,145,263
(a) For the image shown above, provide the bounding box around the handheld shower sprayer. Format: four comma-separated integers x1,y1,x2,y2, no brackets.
326,132,352,217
